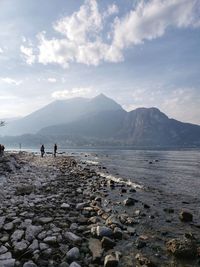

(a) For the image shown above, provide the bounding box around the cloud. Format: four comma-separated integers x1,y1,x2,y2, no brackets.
52,87,94,99
20,45,36,65
104,4,119,17
47,78,57,83
0,77,22,86
0,47,3,54
112,0,200,49
21,0,200,68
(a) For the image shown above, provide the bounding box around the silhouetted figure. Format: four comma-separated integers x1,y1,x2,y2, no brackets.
0,144,4,156
40,145,45,158
54,144,57,157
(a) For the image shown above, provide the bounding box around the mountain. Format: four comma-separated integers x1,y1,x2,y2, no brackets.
1,94,123,136
39,107,200,147
1,94,200,147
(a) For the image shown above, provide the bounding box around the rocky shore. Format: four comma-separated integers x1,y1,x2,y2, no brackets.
0,152,200,267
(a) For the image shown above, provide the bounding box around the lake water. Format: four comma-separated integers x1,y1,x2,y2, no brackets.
6,147,200,198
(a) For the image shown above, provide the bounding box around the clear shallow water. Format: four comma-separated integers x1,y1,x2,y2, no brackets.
91,149,200,198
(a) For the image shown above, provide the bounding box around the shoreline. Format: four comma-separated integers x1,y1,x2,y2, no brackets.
0,152,200,267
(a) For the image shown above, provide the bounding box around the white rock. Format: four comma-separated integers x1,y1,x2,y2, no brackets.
61,203,70,209
69,262,81,267
23,260,38,267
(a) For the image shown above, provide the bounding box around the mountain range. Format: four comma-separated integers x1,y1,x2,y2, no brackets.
1,94,200,147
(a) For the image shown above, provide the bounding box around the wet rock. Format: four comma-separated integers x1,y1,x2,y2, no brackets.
123,198,136,206
89,238,103,263
166,237,197,258
113,227,123,240
127,227,136,235
136,238,146,249
135,253,156,267
104,252,119,267
59,263,69,267
179,210,193,222
101,237,116,249
16,185,35,195
96,226,113,238
38,217,53,224
66,247,80,262
39,243,49,251
65,232,82,244
43,236,57,245
23,261,38,267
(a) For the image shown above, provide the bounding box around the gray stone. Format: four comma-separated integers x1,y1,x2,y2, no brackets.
28,240,39,252
65,232,82,244
0,216,6,229
39,243,49,251
61,203,70,209
11,230,24,242
43,236,57,245
0,259,15,267
23,261,38,267
3,222,14,231
69,262,81,267
96,226,113,238
25,225,42,242
88,238,103,263
0,252,12,260
14,240,29,254
0,246,8,255
38,217,53,224
66,247,80,262
59,263,69,267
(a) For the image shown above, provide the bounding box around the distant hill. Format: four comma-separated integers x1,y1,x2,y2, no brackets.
39,107,200,147
1,94,123,136
1,94,200,147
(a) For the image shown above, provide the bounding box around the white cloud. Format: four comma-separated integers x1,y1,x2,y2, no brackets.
21,0,200,68
47,78,57,83
52,87,94,99
104,4,119,17
112,0,200,49
0,77,22,86
0,47,3,54
20,45,36,65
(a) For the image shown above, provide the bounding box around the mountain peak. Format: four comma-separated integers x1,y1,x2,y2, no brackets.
90,94,123,111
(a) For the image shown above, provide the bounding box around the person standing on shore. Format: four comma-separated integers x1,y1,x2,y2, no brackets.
40,144,45,158
54,143,57,157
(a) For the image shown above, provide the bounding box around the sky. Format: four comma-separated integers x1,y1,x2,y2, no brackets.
0,0,200,124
